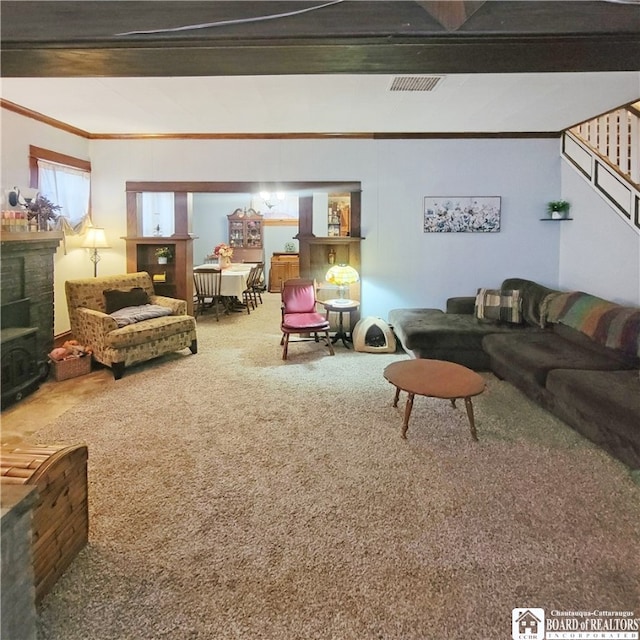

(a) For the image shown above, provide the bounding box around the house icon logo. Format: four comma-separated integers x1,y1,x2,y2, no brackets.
512,608,545,640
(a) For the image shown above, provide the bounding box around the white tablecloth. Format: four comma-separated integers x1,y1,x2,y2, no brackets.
194,263,251,298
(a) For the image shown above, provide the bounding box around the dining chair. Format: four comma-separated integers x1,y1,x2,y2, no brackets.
250,261,265,305
280,278,335,360
242,264,261,312
193,267,225,320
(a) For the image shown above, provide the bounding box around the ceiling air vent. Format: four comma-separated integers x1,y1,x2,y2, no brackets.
389,76,443,92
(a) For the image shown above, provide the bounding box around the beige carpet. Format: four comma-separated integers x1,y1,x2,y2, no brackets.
33,293,640,639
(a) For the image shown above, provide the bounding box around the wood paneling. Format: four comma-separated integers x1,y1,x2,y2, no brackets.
2,2,639,77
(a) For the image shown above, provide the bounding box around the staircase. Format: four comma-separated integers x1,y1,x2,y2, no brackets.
562,102,639,234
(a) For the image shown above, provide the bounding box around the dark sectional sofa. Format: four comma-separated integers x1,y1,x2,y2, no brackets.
388,278,640,472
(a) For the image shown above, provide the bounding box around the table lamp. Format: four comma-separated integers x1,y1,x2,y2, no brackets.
82,227,110,277
325,264,359,301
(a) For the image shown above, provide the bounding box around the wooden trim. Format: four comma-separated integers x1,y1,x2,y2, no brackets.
53,331,73,348
4,101,559,140
93,132,376,140
263,219,298,227
299,236,366,244
373,132,561,139
174,192,189,236
594,161,632,219
29,145,91,172
89,131,562,140
562,132,592,181
125,181,363,194
0,231,63,243
1,99,90,139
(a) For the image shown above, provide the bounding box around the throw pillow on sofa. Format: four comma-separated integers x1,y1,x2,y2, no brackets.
475,288,523,324
104,287,150,314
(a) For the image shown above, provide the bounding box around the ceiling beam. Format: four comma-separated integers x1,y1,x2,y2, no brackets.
3,35,640,77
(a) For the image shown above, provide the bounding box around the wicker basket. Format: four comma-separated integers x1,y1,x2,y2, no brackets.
0,444,89,602
51,355,91,381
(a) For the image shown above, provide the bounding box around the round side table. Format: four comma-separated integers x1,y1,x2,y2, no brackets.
322,299,360,348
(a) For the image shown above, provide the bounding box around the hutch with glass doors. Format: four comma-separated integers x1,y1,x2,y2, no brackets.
227,208,264,263
124,184,196,315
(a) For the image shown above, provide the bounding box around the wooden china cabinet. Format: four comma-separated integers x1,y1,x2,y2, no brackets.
124,184,195,315
227,208,264,263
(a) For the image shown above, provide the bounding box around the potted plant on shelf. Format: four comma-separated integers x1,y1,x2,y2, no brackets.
155,247,173,264
547,200,571,220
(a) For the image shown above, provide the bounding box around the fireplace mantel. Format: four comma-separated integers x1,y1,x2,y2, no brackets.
1,231,63,245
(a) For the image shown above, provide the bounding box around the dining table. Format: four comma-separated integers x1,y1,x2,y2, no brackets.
193,262,256,299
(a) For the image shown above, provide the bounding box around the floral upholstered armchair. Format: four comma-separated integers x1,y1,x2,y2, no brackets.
65,272,197,379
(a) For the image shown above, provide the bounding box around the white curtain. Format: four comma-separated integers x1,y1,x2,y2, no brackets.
38,160,91,233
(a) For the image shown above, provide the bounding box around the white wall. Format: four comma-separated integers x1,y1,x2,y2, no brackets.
559,159,640,306
364,138,562,315
4,109,589,334
0,110,92,334
87,136,563,319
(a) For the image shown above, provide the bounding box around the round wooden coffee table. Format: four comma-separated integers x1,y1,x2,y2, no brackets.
383,359,486,440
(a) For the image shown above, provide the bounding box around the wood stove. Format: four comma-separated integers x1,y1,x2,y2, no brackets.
0,231,62,409
1,298,41,409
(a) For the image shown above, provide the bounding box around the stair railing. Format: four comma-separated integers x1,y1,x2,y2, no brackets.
569,105,639,188
563,103,640,234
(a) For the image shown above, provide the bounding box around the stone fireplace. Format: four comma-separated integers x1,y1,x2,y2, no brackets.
1,232,62,408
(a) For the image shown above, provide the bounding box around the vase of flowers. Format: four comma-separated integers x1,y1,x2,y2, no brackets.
213,242,233,268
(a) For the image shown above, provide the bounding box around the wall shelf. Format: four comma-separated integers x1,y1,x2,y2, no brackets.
296,188,363,309
540,218,573,221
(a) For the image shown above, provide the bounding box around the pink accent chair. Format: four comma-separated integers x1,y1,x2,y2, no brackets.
280,279,335,360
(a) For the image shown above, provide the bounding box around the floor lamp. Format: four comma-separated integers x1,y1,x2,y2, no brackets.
82,227,110,277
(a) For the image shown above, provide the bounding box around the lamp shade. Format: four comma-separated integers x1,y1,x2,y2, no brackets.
325,264,359,287
81,227,110,249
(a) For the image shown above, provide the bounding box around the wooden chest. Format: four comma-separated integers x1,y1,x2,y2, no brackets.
0,444,89,602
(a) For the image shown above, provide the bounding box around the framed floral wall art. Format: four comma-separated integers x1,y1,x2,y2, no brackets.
423,196,501,232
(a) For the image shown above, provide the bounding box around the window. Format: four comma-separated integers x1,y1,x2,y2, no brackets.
29,146,91,233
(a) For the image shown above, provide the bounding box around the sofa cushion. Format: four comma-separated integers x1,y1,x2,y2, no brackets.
475,288,523,324
389,307,535,368
104,287,150,314
483,331,633,388
545,369,640,469
500,278,559,327
105,315,196,349
109,304,172,328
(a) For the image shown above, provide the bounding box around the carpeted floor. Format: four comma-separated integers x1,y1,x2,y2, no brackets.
33,293,640,639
